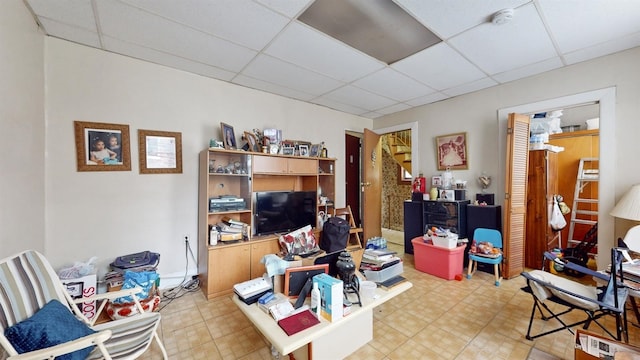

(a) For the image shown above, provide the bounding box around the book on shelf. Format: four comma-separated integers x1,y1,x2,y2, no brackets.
216,222,243,233
221,216,246,227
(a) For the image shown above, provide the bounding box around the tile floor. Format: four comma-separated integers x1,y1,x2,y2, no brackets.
139,229,640,359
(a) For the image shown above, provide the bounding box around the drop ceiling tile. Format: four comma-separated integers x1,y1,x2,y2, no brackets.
352,68,436,102
265,22,385,82
232,74,316,101
322,85,397,111
448,3,557,75
241,55,344,95
375,103,412,115
441,77,498,97
26,0,96,31
38,18,101,48
364,111,386,119
491,57,563,83
392,42,486,90
96,1,257,72
255,0,314,18
103,36,237,81
563,32,640,65
122,0,290,50
311,97,369,116
394,0,530,39
538,0,640,53
405,92,449,107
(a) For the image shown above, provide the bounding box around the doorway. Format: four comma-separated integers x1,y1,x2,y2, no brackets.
498,87,615,270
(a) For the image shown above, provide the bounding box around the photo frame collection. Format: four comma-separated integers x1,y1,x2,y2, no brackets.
74,120,181,174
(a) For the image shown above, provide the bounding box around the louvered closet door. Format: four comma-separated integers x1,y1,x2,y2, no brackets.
503,113,530,279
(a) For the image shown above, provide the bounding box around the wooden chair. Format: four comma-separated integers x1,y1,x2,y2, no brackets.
333,205,364,268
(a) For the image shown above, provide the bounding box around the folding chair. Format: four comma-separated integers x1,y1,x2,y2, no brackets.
520,248,629,342
0,250,168,359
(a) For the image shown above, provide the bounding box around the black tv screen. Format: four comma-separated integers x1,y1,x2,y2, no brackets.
254,191,317,235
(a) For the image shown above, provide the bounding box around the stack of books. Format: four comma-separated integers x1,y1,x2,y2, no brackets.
360,249,400,271
217,217,248,241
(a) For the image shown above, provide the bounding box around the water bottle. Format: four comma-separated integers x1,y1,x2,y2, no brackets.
310,282,320,316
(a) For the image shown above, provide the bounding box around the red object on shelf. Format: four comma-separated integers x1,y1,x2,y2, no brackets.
412,176,426,194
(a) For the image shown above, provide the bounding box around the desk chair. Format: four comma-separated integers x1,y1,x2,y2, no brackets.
521,248,629,342
0,250,168,359
466,228,503,286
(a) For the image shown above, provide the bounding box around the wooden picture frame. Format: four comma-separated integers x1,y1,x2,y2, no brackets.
310,144,322,157
244,131,259,152
435,132,468,170
221,122,236,150
283,264,329,298
138,129,182,174
298,144,310,157
74,121,131,172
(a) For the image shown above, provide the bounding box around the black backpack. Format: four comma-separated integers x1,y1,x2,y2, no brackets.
321,216,350,252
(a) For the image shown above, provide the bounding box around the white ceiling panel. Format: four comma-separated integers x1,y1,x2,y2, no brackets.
321,85,397,111
241,55,344,95
23,0,640,119
265,22,385,82
393,0,530,39
103,36,237,81
448,3,557,75
538,0,640,53
352,68,435,102
96,1,257,72
27,0,96,31
122,0,291,50
38,18,101,48
392,42,486,90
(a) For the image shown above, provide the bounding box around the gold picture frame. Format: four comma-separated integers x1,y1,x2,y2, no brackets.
74,121,131,172
138,129,183,174
435,132,468,170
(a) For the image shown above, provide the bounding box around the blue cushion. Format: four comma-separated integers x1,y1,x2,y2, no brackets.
4,299,96,360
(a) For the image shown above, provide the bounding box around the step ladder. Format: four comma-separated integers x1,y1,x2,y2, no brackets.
567,158,599,248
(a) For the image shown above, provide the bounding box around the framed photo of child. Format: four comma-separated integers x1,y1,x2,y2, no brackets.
435,132,468,170
74,121,131,172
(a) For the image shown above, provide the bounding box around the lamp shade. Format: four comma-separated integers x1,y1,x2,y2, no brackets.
610,184,640,221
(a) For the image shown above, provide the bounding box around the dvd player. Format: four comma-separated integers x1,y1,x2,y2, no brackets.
209,196,246,212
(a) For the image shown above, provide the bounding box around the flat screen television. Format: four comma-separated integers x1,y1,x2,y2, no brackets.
254,191,317,236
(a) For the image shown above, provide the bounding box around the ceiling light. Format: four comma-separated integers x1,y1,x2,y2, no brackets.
492,9,514,25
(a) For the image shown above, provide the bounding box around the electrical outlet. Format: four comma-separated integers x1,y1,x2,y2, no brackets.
183,234,190,243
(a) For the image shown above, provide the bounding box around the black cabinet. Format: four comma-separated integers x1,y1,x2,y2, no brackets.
423,200,470,238
465,205,502,269
403,201,423,254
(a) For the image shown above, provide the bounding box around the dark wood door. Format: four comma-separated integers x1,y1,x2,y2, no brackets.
345,133,361,227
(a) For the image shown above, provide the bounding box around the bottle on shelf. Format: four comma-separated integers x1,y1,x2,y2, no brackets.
311,281,320,316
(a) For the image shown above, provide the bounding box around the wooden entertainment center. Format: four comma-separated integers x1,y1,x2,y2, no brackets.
197,148,337,299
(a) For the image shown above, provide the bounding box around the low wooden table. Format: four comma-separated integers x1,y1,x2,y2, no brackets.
233,281,412,359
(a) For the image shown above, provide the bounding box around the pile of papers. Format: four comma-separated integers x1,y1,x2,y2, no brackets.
360,249,400,271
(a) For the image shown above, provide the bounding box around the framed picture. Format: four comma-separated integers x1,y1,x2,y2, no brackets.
74,121,131,172
221,122,236,150
435,132,468,170
310,144,322,157
283,264,329,298
282,144,295,156
432,176,442,187
440,189,455,200
138,129,182,174
299,144,310,157
244,131,260,152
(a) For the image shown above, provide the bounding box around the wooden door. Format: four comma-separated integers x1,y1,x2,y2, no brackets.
504,113,530,278
362,129,382,242
345,133,361,227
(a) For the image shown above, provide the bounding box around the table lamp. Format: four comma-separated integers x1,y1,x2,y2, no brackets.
610,184,640,251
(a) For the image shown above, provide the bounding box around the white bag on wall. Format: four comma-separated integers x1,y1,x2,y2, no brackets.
550,196,567,231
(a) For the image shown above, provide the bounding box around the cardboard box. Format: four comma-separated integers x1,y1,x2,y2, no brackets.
313,273,343,322
575,329,640,359
272,259,303,294
61,274,98,320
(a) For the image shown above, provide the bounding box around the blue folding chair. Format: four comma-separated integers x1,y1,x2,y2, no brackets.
466,228,503,286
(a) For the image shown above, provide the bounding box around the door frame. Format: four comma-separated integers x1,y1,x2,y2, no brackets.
373,121,420,178
497,87,616,269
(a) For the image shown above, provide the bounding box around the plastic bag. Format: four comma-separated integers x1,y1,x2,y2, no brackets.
58,256,97,279
112,271,159,304
550,197,567,231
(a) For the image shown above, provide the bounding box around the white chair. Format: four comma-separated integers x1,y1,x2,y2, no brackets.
0,250,168,359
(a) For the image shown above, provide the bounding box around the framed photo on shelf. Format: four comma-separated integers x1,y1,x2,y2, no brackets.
221,122,237,150
244,131,260,152
432,176,442,187
74,121,131,172
282,144,295,156
138,129,182,174
298,144,310,157
435,132,468,170
310,144,322,157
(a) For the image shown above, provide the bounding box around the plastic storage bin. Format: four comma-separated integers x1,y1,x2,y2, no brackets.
362,262,403,283
412,237,465,280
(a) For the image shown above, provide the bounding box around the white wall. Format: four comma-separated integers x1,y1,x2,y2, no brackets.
0,0,45,256
43,38,371,284
374,46,640,244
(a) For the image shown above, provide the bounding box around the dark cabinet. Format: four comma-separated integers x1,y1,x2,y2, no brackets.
423,200,470,239
403,201,423,254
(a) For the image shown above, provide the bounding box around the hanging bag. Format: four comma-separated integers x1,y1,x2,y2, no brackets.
550,196,567,231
